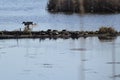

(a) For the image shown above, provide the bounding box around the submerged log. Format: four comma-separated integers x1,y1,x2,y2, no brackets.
47,0,120,13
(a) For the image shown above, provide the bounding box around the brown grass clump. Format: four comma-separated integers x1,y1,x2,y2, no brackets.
98,27,117,34
47,0,80,13
47,0,120,13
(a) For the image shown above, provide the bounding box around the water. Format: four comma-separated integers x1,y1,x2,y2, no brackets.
0,0,120,80
0,0,120,31
0,37,120,80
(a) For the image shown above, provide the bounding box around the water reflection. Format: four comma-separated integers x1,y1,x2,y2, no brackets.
109,41,119,80
98,36,117,42
79,38,86,80
0,37,120,80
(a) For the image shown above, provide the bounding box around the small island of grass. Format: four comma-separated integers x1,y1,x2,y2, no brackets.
47,0,120,13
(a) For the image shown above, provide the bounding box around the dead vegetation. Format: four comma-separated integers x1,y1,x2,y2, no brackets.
98,27,117,34
47,0,120,13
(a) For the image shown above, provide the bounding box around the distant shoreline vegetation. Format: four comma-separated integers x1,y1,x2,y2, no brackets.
47,0,120,13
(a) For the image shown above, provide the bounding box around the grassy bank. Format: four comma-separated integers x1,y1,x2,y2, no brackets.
47,0,120,13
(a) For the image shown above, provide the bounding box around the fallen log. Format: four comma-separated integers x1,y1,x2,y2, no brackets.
0,27,119,40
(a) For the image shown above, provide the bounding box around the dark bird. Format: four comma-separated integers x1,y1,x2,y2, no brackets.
22,21,33,26
22,21,37,32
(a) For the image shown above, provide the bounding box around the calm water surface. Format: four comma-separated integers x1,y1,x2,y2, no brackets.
0,37,120,80
0,0,120,31
0,0,120,80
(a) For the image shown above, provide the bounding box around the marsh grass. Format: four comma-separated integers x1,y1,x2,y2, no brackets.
98,27,117,34
47,0,120,13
